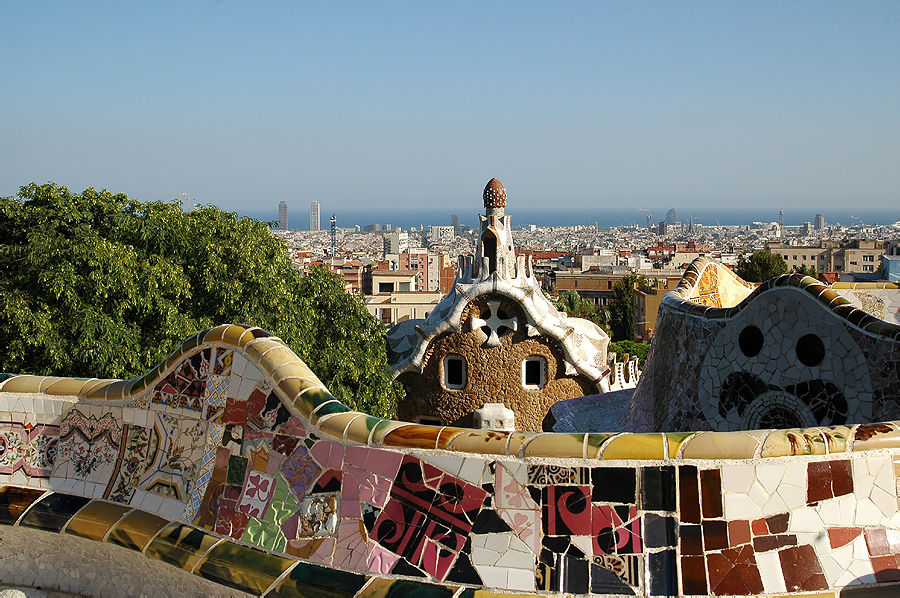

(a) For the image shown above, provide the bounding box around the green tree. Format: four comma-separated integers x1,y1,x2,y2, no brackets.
551,291,610,334
734,251,788,283
608,274,643,342
607,340,650,367
792,264,818,278
0,183,401,418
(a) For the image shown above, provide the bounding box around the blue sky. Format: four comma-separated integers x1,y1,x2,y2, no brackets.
2,2,897,214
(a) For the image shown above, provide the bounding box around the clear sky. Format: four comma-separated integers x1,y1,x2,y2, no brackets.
2,1,897,214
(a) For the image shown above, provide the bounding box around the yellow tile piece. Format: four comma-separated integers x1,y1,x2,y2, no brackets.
852,422,900,451
585,433,616,458
271,359,318,384
65,501,131,541
370,420,410,444
315,412,360,441
762,428,828,458
601,434,666,460
382,424,444,449
666,432,696,459
818,426,851,454
445,429,511,455
221,324,248,347
145,523,220,572
522,433,585,458
506,431,538,457
258,347,304,377
0,375,46,393
681,431,765,460
40,378,91,397
345,415,386,445
202,325,227,344
243,338,283,369
106,509,171,552
276,377,314,403
82,380,119,400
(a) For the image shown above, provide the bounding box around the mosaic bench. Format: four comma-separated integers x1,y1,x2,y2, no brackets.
3,323,900,597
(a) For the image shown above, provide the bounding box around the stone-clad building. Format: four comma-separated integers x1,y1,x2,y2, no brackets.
386,179,611,431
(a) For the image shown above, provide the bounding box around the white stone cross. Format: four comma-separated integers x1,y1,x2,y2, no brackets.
470,300,517,347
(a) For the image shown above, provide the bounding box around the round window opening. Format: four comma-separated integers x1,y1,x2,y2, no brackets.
738,325,764,357
796,334,825,367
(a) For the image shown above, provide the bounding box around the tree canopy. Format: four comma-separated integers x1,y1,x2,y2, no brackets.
552,291,610,334
609,274,644,342
734,250,789,283
0,183,402,418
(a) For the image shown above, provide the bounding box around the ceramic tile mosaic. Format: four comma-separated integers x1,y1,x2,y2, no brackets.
627,257,900,434
2,322,900,597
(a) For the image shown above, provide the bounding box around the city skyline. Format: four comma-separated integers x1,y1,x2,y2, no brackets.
2,2,897,212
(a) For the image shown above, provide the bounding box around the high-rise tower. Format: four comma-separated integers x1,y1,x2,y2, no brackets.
278,201,288,230
815,213,825,231
779,209,784,228
310,202,321,231
666,208,677,225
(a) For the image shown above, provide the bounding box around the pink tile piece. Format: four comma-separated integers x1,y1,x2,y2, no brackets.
307,537,336,565
280,416,306,437
365,448,404,478
333,520,368,570
368,543,401,574
311,441,345,470
359,474,392,508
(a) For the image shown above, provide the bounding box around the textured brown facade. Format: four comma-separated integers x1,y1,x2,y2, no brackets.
396,294,596,431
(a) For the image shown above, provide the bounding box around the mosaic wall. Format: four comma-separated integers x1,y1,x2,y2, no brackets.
4,324,900,597
831,283,900,326
626,258,900,433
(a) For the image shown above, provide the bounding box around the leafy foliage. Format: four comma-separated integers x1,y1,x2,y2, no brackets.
608,274,644,342
792,264,818,277
734,250,788,283
607,340,650,367
0,183,402,418
551,291,610,334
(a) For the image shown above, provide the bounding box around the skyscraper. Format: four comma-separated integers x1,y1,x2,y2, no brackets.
310,202,320,231
815,213,825,231
278,201,288,230
666,208,677,225
779,209,784,228
451,214,459,230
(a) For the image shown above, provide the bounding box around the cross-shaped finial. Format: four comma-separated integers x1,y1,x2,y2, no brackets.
470,300,517,347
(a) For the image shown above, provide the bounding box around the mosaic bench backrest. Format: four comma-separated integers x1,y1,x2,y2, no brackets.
4,323,900,597
626,258,900,434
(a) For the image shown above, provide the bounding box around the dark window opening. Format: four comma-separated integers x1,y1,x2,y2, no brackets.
378,282,394,293
481,231,498,274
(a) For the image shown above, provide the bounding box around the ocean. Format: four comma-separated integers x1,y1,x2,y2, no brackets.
237,206,900,231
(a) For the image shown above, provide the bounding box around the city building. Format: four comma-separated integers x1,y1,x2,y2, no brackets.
365,269,441,326
385,179,611,432
815,212,826,231
309,201,320,231
666,207,677,225
397,249,455,293
382,228,409,256
767,239,885,273
450,213,459,230
556,270,684,306
429,225,455,244
278,201,288,230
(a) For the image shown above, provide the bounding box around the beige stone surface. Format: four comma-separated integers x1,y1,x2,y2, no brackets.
0,527,250,598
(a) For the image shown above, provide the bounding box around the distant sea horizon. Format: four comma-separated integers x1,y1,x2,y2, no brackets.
236,206,900,232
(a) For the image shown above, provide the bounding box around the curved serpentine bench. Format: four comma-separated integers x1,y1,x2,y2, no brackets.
2,323,900,596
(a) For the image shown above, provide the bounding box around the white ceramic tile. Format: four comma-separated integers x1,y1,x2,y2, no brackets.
724,493,762,520
722,464,755,493
756,550,787,593
755,463,785,494
789,508,824,533
854,498,884,525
